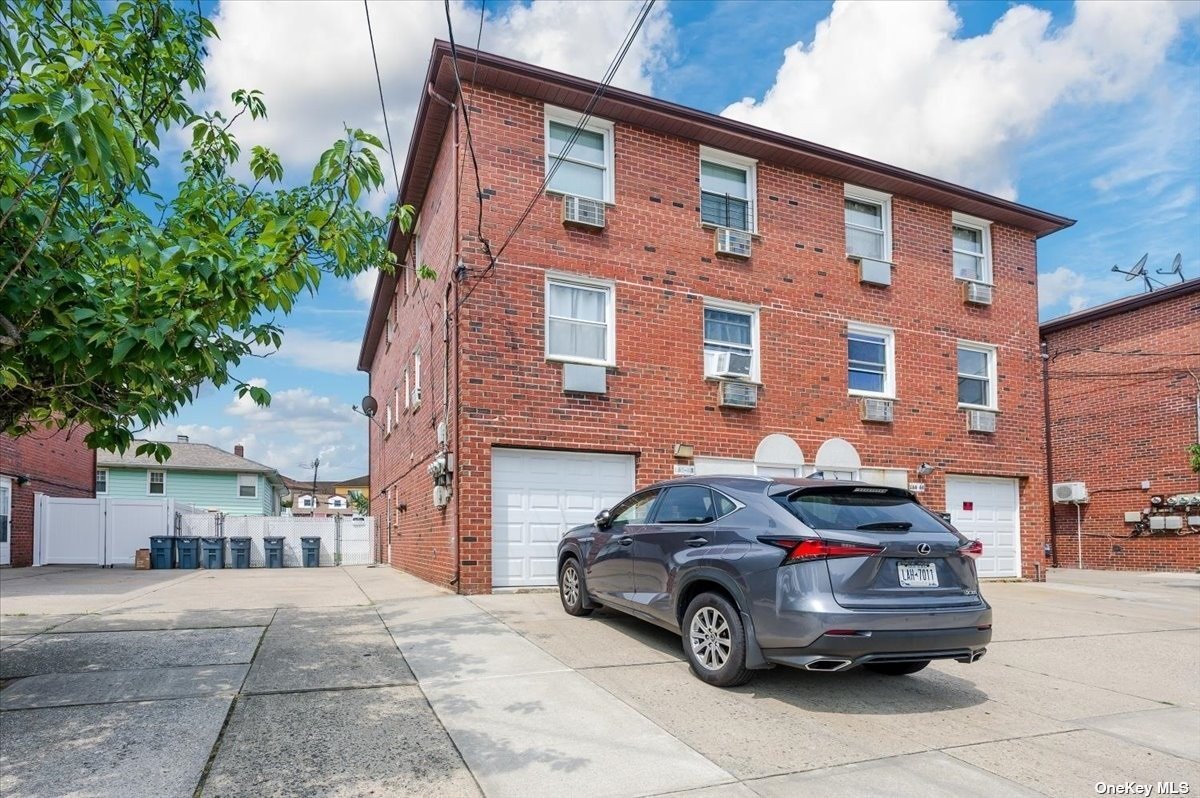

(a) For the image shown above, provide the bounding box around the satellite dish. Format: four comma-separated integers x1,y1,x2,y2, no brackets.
1112,253,1153,292
360,395,378,418
1156,253,1184,284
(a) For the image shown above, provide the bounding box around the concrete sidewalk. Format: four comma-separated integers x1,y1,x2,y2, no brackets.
1,565,1197,797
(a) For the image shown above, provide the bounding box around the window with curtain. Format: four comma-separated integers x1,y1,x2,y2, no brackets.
952,222,989,282
845,197,887,260
546,279,611,363
701,159,751,231
703,305,756,376
546,121,609,201
957,344,995,408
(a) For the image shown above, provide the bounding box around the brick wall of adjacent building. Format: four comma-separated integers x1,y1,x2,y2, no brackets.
1,427,96,567
1043,285,1200,572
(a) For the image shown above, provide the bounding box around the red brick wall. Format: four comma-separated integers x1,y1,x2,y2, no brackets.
1,427,96,567
1043,287,1200,572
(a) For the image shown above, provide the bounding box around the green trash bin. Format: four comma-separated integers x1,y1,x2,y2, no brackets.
228,537,251,569
176,536,200,569
150,536,175,569
263,536,285,568
200,537,225,569
301,537,321,568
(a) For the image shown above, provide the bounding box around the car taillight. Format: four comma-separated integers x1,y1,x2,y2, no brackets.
759,537,885,563
958,539,983,559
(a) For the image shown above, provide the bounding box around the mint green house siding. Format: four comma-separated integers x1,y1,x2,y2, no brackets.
99,468,278,516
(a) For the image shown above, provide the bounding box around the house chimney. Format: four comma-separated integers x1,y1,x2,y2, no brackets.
177,434,189,443
234,444,245,458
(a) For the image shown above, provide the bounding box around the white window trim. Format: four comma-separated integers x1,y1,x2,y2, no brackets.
147,470,166,496
385,403,393,436
95,468,108,495
236,473,258,499
957,340,999,411
846,321,896,399
844,184,893,262
328,496,347,509
403,368,410,410
411,349,422,408
298,495,315,509
544,272,617,367
409,229,420,295
544,104,616,204
951,211,993,285
699,146,758,234
702,297,761,382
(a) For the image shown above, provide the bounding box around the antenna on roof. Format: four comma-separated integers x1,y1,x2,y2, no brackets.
1155,253,1185,284
1111,253,1155,292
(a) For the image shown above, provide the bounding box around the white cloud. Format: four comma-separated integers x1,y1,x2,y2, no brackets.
253,329,363,375
350,269,378,303
721,0,1198,199
1038,266,1089,312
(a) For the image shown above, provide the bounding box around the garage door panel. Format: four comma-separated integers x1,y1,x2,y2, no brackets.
945,476,1020,579
492,449,635,588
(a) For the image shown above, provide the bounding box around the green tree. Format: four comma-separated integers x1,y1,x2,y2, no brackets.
347,489,370,516
0,0,409,459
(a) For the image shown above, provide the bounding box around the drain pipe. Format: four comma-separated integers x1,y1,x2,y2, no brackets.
1041,339,1059,567
1075,501,1083,570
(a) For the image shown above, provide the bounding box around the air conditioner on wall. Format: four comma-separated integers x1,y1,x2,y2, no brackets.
962,281,993,306
966,409,996,433
719,381,757,408
1053,482,1089,503
713,351,753,379
715,227,751,258
860,397,894,423
562,195,606,229
853,256,893,287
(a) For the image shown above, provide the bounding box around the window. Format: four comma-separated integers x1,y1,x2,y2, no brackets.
700,147,756,232
95,469,108,494
386,306,394,345
403,368,410,410
545,275,615,366
328,496,347,509
782,488,949,533
385,403,393,435
148,470,165,495
609,489,661,530
847,322,895,397
393,385,400,419
952,212,992,283
298,495,314,509
411,349,422,406
844,185,892,261
408,230,420,295
544,106,615,203
654,486,717,524
957,342,997,409
237,473,257,498
703,300,759,379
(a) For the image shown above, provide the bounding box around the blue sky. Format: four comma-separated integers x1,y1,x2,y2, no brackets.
148,0,1199,479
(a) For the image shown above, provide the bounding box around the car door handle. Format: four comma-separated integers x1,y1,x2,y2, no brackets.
619,536,634,547
685,536,708,547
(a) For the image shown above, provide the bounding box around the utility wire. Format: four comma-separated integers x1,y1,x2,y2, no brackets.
363,0,400,193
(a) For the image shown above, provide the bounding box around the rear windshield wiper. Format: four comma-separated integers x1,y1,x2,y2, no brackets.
856,521,913,531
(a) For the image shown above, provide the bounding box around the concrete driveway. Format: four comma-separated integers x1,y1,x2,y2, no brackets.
1,565,1197,798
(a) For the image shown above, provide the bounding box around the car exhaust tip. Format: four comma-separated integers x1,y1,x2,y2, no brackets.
803,658,853,672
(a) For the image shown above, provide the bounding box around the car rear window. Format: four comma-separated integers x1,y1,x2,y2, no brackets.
781,488,949,533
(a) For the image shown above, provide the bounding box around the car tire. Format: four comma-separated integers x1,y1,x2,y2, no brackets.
864,660,930,676
682,592,752,687
558,557,592,617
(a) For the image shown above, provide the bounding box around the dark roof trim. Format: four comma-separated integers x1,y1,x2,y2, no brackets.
360,40,1076,370
1040,277,1200,335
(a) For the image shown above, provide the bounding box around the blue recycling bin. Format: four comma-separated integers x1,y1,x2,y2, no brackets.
228,537,251,569
201,537,225,569
263,536,285,568
300,537,321,568
149,536,175,569
176,536,200,569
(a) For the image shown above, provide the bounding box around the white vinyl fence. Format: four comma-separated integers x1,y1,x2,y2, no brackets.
34,495,174,566
182,512,377,567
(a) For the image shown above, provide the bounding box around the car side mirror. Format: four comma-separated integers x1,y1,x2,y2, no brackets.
595,509,612,529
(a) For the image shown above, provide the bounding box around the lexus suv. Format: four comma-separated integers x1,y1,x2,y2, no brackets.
556,476,991,687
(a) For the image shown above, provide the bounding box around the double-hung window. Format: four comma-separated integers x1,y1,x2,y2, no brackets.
957,342,997,409
847,322,895,397
403,368,410,410
411,349,422,406
237,473,258,498
702,300,759,380
844,185,892,262
545,275,615,366
544,106,615,203
952,212,992,283
148,470,166,495
700,147,756,232
95,469,108,494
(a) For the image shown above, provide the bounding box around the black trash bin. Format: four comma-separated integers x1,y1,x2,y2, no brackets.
201,537,225,569
228,537,251,569
300,537,321,568
149,536,175,569
263,536,285,568
176,536,200,569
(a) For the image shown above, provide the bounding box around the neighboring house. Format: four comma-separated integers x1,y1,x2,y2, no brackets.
280,475,369,517
0,426,95,567
1042,278,1200,571
359,42,1074,594
96,435,283,515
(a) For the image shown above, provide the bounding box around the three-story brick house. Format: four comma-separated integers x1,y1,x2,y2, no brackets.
359,42,1073,594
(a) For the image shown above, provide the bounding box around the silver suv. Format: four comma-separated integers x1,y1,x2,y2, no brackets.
556,476,991,687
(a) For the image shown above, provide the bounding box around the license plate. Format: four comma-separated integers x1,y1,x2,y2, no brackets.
898,561,939,588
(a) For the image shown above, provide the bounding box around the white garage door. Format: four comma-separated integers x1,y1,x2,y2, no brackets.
492,449,635,587
945,475,1020,578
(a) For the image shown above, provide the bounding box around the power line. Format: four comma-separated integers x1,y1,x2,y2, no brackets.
362,0,400,192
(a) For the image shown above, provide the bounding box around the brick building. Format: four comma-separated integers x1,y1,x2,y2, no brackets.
359,42,1073,594
1042,278,1200,572
1,427,96,567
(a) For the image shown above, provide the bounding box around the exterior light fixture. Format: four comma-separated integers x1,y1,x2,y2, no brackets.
916,462,935,477
673,443,695,459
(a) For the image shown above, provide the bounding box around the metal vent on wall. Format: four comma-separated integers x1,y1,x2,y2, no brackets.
562,195,606,229
966,409,996,433
860,397,894,423
719,381,757,408
715,227,752,258
963,281,993,306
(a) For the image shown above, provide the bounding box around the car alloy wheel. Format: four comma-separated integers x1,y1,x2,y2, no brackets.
561,563,580,608
689,606,731,670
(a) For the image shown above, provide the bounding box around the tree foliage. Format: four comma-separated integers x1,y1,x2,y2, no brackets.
0,0,408,459
347,489,370,516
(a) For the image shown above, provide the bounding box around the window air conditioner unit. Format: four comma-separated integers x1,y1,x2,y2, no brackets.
1053,482,1089,504
562,195,605,229
410,386,422,406
715,227,751,258
963,281,993,306
853,256,893,287
966,409,996,433
860,397,894,423
719,381,757,409
713,351,753,379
